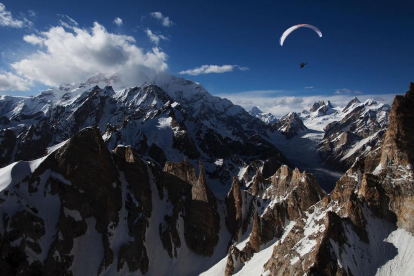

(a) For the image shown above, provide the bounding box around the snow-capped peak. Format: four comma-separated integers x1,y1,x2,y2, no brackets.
249,106,263,116
248,106,278,124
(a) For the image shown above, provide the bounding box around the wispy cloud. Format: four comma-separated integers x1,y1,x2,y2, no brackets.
150,12,173,27
179,65,249,75
57,14,79,29
0,71,32,91
0,3,33,28
145,28,168,45
304,86,314,89
27,10,36,18
334,88,362,95
113,17,123,26
215,91,396,117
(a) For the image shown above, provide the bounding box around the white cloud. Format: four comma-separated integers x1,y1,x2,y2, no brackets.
113,17,123,26
23,34,44,45
216,91,396,117
334,88,362,95
304,86,314,89
0,71,32,91
0,3,32,28
27,10,36,18
12,22,168,87
58,14,78,26
145,28,167,45
56,14,79,30
179,65,249,76
150,12,173,27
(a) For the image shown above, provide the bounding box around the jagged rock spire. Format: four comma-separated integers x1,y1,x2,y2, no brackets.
250,211,262,252
192,160,209,202
225,176,243,241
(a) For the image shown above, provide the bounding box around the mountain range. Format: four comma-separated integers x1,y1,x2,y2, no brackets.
0,75,412,275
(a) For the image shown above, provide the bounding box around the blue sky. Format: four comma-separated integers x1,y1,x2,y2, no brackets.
0,0,413,115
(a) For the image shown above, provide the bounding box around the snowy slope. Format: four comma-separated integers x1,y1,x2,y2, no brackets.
248,106,278,124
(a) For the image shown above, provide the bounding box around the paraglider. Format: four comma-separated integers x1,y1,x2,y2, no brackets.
280,24,322,46
300,62,307,68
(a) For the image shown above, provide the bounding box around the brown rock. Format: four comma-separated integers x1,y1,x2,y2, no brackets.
163,159,198,185
249,212,262,252
225,176,243,242
184,161,220,256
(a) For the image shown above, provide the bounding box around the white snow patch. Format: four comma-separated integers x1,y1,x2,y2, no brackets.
340,131,381,161
238,166,248,181
69,217,103,276
233,239,278,276
64,208,82,221
281,220,296,242
215,159,224,166
0,162,15,192
372,163,383,175
295,238,317,257
46,139,69,154
235,236,250,251
290,256,300,265
377,228,414,275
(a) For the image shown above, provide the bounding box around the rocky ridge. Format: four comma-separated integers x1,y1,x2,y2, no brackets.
261,83,414,275
0,78,413,276
274,112,307,139
318,97,390,171
0,75,289,194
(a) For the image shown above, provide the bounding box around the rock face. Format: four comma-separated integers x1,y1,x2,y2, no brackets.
185,161,220,256
310,100,334,115
224,165,325,274
0,127,221,275
318,98,390,171
262,83,414,275
376,82,414,232
225,177,243,242
163,159,198,185
275,112,307,139
0,75,289,189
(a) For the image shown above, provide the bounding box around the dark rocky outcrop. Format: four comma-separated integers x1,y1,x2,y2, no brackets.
184,161,220,256
276,112,307,139
0,129,16,168
225,177,243,242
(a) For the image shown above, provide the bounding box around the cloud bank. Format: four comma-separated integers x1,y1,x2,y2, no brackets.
12,22,168,87
179,65,249,75
0,72,32,91
216,91,396,117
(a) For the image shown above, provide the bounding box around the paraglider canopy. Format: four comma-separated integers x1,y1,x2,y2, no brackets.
280,24,322,46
